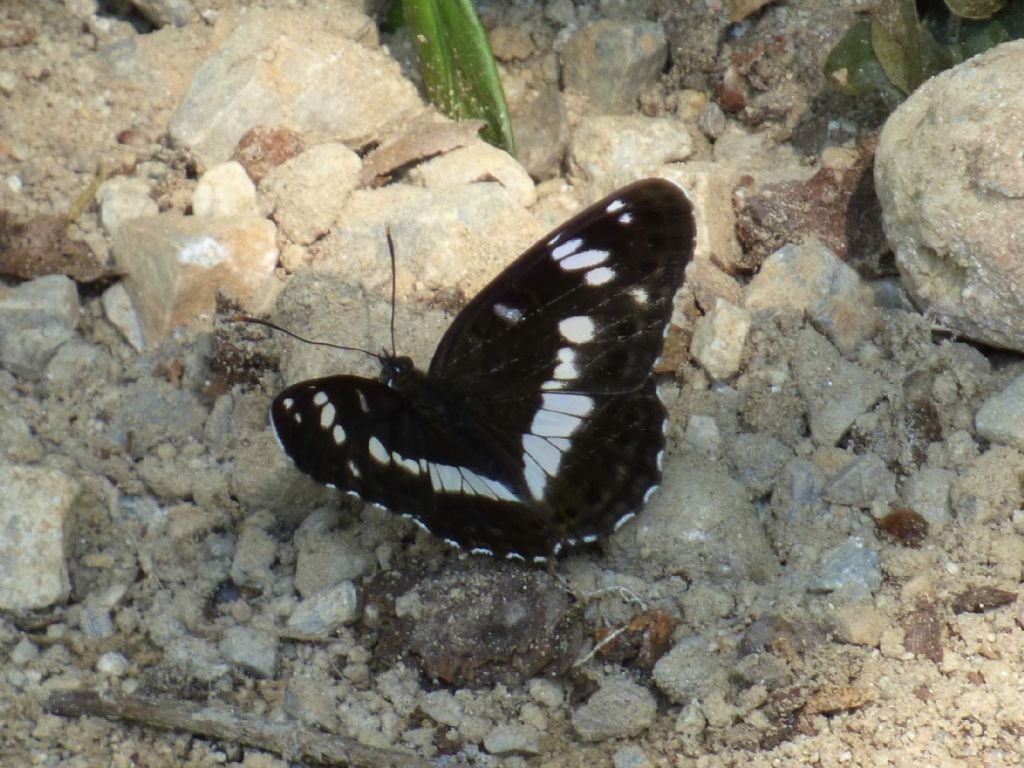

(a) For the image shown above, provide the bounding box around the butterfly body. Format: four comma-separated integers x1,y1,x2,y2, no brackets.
271,179,696,560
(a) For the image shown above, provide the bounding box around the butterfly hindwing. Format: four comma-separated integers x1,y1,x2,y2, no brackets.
272,372,572,556
270,178,696,559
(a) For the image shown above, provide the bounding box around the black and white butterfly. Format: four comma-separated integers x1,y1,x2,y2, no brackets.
270,178,696,561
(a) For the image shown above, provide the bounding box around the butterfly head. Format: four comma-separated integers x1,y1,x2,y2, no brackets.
380,355,416,387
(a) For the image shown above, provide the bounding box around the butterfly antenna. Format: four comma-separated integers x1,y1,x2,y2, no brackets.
386,226,398,358
229,315,382,361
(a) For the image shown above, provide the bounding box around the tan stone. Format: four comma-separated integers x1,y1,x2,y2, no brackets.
113,214,278,344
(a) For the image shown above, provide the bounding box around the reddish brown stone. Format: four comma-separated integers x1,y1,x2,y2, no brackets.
232,126,305,184
876,508,929,548
952,586,1017,615
735,139,886,269
903,605,944,663
595,609,677,670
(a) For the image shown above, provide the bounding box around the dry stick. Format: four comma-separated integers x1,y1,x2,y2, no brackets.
45,690,436,768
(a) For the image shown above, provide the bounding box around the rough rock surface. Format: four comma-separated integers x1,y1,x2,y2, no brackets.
875,40,1024,352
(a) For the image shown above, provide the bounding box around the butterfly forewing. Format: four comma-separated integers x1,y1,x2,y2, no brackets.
270,178,696,559
429,179,694,394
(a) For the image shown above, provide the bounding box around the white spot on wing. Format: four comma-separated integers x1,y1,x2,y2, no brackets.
523,433,562,475
333,424,346,445
542,392,594,416
523,452,548,499
293,412,302,424
558,315,595,344
551,237,582,260
437,464,461,493
606,199,625,213
281,397,295,410
313,392,328,406
541,379,567,391
548,437,571,452
356,390,369,413
320,403,335,428
629,287,649,305
530,409,582,438
584,266,615,285
493,303,524,324
392,451,420,475
347,459,361,478
552,347,577,380
559,248,608,271
368,436,389,464
618,212,633,224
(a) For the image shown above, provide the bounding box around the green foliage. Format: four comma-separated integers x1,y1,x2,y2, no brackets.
399,0,516,156
825,0,1024,107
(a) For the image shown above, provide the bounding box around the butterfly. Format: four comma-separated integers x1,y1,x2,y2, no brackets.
269,178,696,561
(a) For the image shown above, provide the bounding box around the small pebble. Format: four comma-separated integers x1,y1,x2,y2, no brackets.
96,652,129,677
10,636,39,666
483,724,541,756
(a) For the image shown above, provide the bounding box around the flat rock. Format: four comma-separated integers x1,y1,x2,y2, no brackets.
328,182,542,303
100,282,146,352
571,677,657,742
901,466,955,526
112,213,277,343
286,580,361,635
823,453,897,507
218,625,279,678
169,7,420,165
230,512,278,591
108,377,207,457
975,372,1024,451
0,275,79,379
690,297,750,380
812,538,882,601
483,724,541,756
260,143,361,244
568,115,699,186
367,563,583,687
791,326,884,446
97,175,158,234
0,465,80,610
875,40,1024,352
653,636,729,704
745,240,879,356
293,509,374,597
952,446,1024,525
562,20,668,114
193,160,257,218
408,140,536,208
614,453,778,583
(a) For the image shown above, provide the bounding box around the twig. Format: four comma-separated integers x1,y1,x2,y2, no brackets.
45,689,436,768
